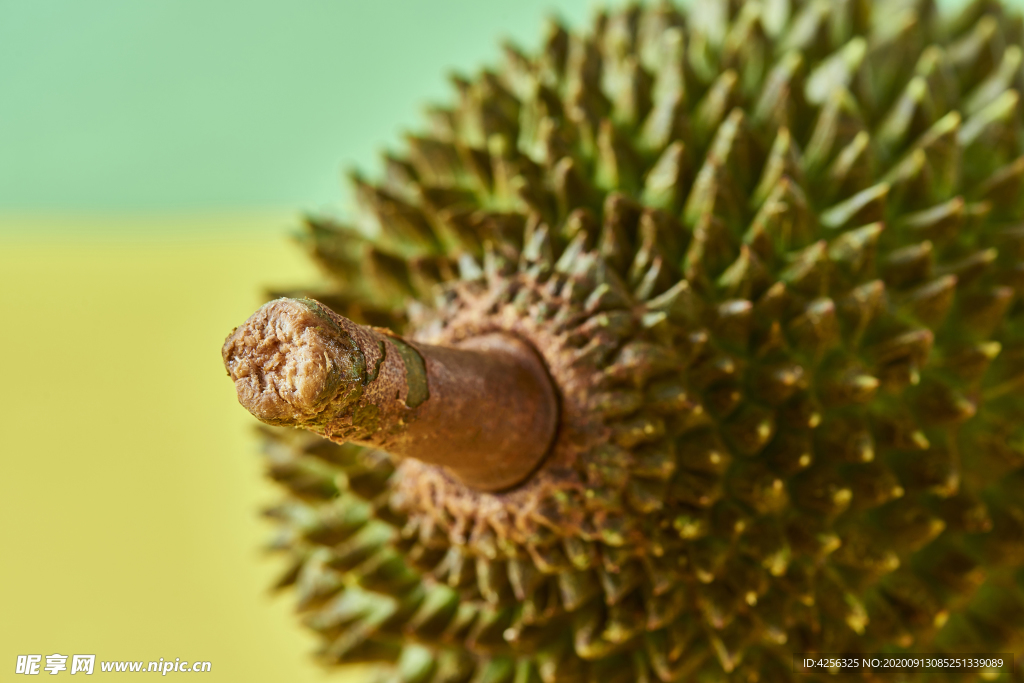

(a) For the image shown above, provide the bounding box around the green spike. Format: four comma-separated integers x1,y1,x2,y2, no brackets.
960,285,1014,337
641,141,688,212
787,297,840,354
752,50,807,130
595,119,642,194
869,328,934,391
819,182,889,230
828,221,883,282
606,56,653,130
942,340,1002,382
712,299,753,350
557,570,600,613
779,0,831,57
958,90,1019,182
716,245,770,301
946,14,1001,87
805,36,867,105
684,214,738,288
974,155,1024,212
899,274,958,326
639,29,688,153
876,76,937,161
598,192,641,275
747,177,816,260
916,51,954,115
521,222,554,267
882,240,934,288
899,196,964,242
779,240,829,296
724,407,778,459
691,69,739,143
823,130,873,203
818,414,876,463
803,87,865,174
790,465,853,516
907,111,963,203
751,127,804,209
405,135,464,185
818,360,878,406
352,176,442,257
965,44,1022,117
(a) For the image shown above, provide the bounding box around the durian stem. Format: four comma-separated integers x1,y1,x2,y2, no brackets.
222,298,558,491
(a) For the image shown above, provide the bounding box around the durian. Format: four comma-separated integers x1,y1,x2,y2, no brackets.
222,0,1024,680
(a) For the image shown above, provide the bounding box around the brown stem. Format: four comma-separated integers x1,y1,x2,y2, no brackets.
222,298,558,491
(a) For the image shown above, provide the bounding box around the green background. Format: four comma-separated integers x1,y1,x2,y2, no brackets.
1,0,607,217
0,0,1006,681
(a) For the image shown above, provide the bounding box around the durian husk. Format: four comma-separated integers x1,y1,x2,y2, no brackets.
253,1,1024,681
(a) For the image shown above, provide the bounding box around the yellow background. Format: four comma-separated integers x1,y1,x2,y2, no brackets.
0,214,371,681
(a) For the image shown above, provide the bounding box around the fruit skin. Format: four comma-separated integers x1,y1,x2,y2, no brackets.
244,0,1024,680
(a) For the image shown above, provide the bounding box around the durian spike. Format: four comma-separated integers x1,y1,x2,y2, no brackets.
222,297,558,491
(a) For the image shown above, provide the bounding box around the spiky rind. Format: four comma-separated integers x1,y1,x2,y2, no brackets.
259,0,1024,680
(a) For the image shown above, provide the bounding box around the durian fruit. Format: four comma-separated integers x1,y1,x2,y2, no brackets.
222,0,1024,680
